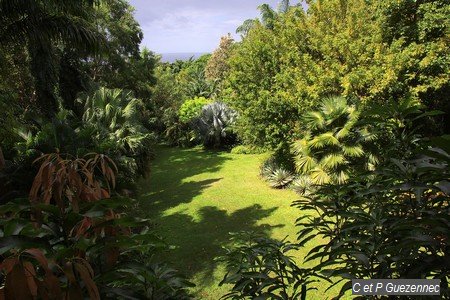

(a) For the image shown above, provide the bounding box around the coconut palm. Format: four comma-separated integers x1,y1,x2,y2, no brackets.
0,0,103,117
292,96,375,191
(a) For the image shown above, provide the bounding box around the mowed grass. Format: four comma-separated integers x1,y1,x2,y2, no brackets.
138,146,342,299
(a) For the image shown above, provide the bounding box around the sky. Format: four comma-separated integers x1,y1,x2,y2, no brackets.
128,0,304,54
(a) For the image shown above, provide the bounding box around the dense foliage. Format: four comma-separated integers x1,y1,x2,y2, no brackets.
292,96,375,191
295,135,450,298
1,0,449,298
219,232,315,300
0,153,192,299
179,97,211,123
217,0,450,298
0,0,194,297
223,0,449,149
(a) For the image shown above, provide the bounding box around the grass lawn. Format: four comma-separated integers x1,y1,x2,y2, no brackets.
138,145,342,299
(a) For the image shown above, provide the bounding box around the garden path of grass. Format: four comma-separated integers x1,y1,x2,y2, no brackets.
138,146,340,299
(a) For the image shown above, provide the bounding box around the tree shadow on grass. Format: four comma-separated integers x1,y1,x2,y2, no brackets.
156,204,284,288
138,146,232,213
138,146,283,292
145,178,223,213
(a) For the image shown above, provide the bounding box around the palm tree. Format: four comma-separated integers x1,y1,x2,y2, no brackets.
277,0,291,14
236,19,257,35
236,0,292,35
0,0,103,117
292,96,375,192
0,146,5,170
78,87,151,156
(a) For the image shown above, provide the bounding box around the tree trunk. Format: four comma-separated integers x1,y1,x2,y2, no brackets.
29,42,58,119
0,146,5,170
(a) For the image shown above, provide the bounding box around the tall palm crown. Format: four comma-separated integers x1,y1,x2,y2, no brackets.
236,0,293,35
0,0,103,117
0,0,101,47
292,96,374,188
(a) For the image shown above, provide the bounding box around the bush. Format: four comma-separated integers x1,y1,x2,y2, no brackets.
162,107,197,147
230,145,265,154
219,232,316,300
260,156,295,189
294,136,450,298
178,96,211,123
0,153,193,299
196,101,238,149
77,87,155,178
292,96,375,193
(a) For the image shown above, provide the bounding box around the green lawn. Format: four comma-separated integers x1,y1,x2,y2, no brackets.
138,146,339,299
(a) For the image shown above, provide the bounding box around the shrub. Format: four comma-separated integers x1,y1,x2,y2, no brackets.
289,176,313,196
178,96,211,123
196,101,238,149
260,151,295,189
267,168,294,189
294,136,450,298
163,107,197,147
219,232,316,300
0,153,193,299
292,96,375,192
230,145,265,154
78,87,155,178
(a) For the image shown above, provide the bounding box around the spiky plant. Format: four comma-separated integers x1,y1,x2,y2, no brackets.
260,156,278,178
267,168,294,189
196,101,237,148
289,175,313,195
292,96,374,191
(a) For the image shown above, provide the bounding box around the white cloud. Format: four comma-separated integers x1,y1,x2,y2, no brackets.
130,0,305,53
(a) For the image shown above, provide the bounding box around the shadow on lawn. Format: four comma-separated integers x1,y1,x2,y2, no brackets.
158,204,284,287
139,146,232,212
138,146,283,291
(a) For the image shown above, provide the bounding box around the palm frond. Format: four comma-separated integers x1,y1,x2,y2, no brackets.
342,145,364,157
303,111,325,130
295,155,317,173
310,168,331,185
320,154,347,169
309,132,339,148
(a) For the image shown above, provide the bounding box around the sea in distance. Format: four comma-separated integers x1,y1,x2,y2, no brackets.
159,52,208,63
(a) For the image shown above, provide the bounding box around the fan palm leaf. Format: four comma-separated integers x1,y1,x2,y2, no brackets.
293,96,374,193
309,132,340,149
320,154,347,169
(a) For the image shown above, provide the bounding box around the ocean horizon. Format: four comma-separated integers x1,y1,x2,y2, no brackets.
158,52,209,63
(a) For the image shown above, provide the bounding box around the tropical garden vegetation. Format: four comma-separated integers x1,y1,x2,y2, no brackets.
0,0,449,299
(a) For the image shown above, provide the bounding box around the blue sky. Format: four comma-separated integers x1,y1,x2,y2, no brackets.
128,0,303,54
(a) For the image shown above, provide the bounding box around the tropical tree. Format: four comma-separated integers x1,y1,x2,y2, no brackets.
236,0,293,35
205,34,235,84
0,0,103,117
78,87,152,156
292,96,374,192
